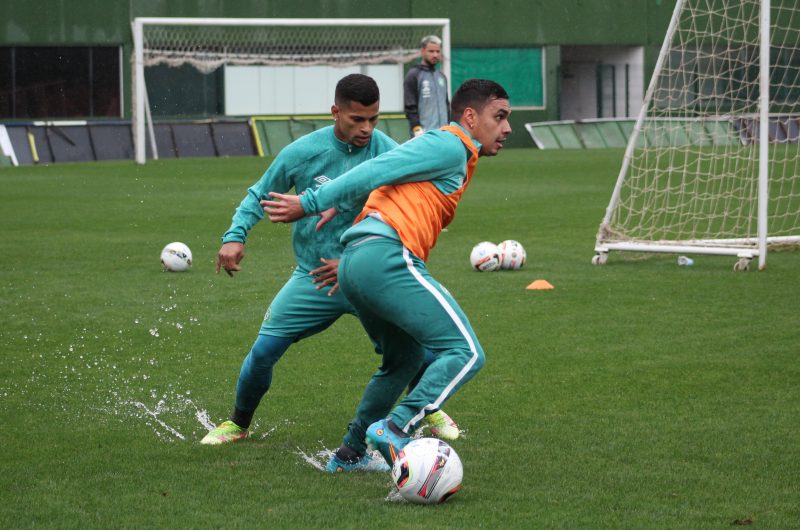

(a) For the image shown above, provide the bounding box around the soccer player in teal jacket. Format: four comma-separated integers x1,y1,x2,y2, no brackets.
201,74,458,470
265,79,511,468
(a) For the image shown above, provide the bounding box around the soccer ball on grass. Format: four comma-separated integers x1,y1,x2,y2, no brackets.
391,438,463,505
469,241,501,272
160,242,192,272
497,240,526,270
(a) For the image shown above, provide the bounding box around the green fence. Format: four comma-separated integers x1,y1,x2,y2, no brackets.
524,118,749,149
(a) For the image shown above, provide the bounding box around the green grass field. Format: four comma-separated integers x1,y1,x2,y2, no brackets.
1,149,798,529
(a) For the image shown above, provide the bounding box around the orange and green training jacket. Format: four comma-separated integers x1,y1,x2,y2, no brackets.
298,123,480,261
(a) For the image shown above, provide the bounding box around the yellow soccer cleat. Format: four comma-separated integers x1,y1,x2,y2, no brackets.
423,410,460,441
200,420,248,445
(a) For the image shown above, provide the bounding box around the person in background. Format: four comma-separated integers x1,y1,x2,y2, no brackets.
403,35,450,138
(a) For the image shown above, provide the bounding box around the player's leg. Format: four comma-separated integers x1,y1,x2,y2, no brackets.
387,248,485,434
339,310,425,455
406,350,460,440
329,321,424,471
229,333,294,428
328,239,426,469
202,269,352,445
410,349,461,440
342,243,484,438
201,333,293,445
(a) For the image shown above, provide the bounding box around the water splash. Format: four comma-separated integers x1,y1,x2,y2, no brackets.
127,400,186,440
295,445,392,473
385,489,405,503
195,408,215,431
296,446,332,472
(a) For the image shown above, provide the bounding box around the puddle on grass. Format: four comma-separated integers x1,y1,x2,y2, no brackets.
2,288,462,454
0,292,294,444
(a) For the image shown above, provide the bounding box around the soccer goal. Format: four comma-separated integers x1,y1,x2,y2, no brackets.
593,0,800,271
131,17,451,164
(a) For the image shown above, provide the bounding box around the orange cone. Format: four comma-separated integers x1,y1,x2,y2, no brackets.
526,279,554,290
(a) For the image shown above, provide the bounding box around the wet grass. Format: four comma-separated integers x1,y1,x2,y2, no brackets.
1,150,798,528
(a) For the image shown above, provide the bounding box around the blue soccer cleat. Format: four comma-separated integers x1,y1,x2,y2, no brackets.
366,419,411,466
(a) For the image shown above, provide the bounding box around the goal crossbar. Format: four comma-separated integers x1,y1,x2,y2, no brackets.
131,17,451,164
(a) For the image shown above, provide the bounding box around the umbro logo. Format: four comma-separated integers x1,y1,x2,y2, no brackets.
314,175,331,188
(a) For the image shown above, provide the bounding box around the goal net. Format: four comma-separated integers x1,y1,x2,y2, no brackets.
131,17,451,163
594,0,800,270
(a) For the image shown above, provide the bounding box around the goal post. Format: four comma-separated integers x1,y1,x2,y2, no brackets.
131,17,451,164
593,0,800,271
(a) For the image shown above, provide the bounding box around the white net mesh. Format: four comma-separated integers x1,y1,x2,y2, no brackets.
141,22,445,73
599,0,800,249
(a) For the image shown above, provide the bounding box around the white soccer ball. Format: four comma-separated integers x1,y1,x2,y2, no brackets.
391,438,463,505
469,241,501,272
497,240,526,270
160,242,192,272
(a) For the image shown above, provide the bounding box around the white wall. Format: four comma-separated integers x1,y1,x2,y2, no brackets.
560,46,644,120
224,64,404,116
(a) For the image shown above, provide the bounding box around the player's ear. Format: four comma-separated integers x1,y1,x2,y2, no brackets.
331,104,339,121
462,107,477,131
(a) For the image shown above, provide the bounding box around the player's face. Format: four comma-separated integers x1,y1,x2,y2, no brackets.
421,43,441,66
332,100,380,147
471,98,512,156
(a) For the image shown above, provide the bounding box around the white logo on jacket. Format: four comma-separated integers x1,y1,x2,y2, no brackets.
313,175,331,188
421,79,432,98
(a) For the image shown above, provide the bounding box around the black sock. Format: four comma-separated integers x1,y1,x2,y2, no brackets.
334,445,362,463
387,419,409,438
229,407,253,430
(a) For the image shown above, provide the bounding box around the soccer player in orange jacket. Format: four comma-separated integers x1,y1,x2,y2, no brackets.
265,79,511,468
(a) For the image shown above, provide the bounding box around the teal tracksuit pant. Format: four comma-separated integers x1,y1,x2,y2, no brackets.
338,236,485,454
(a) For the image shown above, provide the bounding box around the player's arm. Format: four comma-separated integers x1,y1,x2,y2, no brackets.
299,132,465,215
403,69,422,135
444,76,451,123
261,195,336,228
216,241,246,277
263,131,402,224
217,155,294,276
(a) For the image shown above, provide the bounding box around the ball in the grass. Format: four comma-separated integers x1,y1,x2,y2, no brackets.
497,240,526,270
391,438,463,505
160,242,192,272
469,241,501,272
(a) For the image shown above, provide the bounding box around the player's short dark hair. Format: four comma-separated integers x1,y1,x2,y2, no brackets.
335,74,380,107
450,79,509,119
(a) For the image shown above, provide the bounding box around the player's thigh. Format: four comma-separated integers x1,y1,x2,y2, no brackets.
341,241,480,354
356,303,425,373
260,269,355,339
393,260,481,355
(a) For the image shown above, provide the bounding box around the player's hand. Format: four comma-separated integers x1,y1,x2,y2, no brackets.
309,258,340,296
216,241,245,277
262,192,305,223
315,208,338,231
413,126,424,137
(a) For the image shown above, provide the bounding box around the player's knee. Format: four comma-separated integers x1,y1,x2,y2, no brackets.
471,345,486,374
249,334,293,368
445,342,484,378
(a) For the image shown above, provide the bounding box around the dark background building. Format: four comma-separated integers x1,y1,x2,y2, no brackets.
0,0,676,148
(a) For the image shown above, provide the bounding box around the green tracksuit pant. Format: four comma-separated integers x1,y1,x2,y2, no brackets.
338,236,485,454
